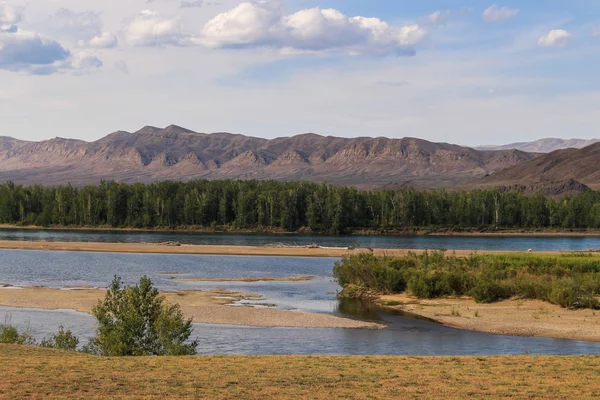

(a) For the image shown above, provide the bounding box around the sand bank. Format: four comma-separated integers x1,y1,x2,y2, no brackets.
0,240,575,257
0,287,382,330
379,294,600,342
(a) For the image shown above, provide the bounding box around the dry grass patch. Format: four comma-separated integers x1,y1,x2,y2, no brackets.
1,345,600,399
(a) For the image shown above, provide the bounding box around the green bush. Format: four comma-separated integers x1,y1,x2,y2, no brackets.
549,279,600,309
334,252,600,309
469,280,509,304
40,326,79,351
84,276,198,356
0,324,36,345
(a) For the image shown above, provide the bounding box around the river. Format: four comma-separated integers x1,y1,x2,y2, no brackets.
2,228,600,251
1,249,600,356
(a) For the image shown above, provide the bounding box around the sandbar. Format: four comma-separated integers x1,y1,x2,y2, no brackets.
0,240,575,257
378,294,600,342
0,287,382,330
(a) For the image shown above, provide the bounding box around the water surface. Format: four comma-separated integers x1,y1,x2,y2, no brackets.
3,228,600,251
2,249,600,356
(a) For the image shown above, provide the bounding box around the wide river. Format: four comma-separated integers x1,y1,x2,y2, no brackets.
3,228,600,251
1,248,600,356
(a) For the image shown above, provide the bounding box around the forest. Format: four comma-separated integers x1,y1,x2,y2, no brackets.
0,180,600,233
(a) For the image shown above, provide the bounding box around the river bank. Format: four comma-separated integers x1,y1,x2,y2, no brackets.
4,224,600,237
377,294,600,342
0,240,584,257
0,287,382,330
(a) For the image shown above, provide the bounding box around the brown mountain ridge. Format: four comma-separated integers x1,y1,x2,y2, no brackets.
0,125,538,188
481,143,600,191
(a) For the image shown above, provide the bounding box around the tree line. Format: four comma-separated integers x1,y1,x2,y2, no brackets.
1,180,600,233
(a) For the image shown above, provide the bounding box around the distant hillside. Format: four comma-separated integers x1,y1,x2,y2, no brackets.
477,138,600,153
480,142,600,190
0,125,537,188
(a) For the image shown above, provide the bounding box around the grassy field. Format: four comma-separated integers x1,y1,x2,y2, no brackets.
1,345,600,399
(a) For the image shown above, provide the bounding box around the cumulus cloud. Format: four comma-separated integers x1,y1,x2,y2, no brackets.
418,10,452,27
0,26,101,74
482,4,519,22
77,32,117,49
0,2,22,26
46,8,117,49
123,10,186,46
538,29,573,48
0,28,70,72
181,0,219,7
197,2,428,56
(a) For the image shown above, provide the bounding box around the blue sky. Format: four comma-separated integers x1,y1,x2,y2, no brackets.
0,0,599,145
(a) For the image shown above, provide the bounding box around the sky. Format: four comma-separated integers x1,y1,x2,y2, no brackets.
0,0,599,146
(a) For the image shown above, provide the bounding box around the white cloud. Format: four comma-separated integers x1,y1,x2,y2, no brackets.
77,32,117,49
418,10,451,27
593,27,600,37
538,29,573,48
482,4,519,22
0,27,70,73
198,2,428,55
66,52,103,74
123,10,186,46
0,22,103,75
0,3,23,26
45,8,117,49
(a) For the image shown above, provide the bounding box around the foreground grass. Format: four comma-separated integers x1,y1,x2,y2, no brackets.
1,345,600,399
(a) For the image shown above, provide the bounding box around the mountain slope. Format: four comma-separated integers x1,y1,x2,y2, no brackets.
477,138,600,153
480,142,600,190
0,125,538,187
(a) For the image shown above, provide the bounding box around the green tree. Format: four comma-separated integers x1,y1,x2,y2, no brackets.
85,276,198,356
40,325,79,351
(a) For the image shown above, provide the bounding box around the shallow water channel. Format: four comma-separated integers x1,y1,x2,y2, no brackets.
1,249,600,356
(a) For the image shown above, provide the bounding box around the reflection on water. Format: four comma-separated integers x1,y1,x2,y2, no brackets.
2,228,600,251
335,299,435,324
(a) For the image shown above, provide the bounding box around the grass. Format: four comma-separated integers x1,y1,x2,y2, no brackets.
1,345,600,399
335,252,600,308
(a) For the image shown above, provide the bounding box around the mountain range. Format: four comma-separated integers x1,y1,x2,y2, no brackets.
0,125,598,192
481,143,600,191
476,138,600,153
0,125,536,188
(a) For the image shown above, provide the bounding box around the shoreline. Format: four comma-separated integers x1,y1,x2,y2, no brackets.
0,287,382,330
4,224,600,237
0,240,588,257
377,294,600,343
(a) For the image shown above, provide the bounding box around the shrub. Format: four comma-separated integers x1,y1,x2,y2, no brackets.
549,279,600,309
0,324,36,345
469,280,509,304
84,276,198,356
334,252,600,309
40,326,79,351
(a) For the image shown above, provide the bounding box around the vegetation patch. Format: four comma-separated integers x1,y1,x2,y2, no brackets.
2,180,600,234
1,345,599,399
334,252,600,309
